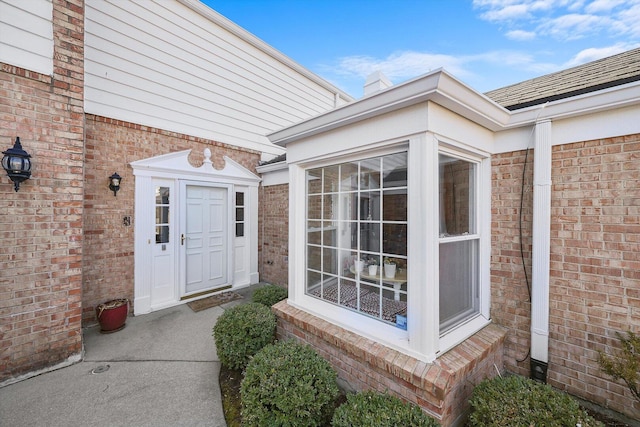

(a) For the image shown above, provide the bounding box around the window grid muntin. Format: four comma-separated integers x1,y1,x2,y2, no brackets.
306,153,408,326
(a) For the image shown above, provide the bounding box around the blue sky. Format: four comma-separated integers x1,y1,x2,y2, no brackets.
203,0,640,98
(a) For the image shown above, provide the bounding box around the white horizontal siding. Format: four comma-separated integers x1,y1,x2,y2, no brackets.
85,0,345,155
0,0,53,75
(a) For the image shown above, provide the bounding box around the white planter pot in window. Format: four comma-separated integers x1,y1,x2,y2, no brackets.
354,259,365,273
384,263,396,278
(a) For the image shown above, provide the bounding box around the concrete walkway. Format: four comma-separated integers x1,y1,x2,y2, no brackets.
0,287,257,427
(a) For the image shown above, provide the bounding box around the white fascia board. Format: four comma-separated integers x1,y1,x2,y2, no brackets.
268,70,511,146
507,80,640,129
177,0,353,104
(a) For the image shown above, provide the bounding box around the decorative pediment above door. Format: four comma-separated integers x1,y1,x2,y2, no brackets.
131,149,261,184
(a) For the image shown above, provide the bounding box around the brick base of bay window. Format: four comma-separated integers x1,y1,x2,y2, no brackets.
272,301,507,427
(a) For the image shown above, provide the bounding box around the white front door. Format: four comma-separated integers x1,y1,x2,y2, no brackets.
151,180,176,308
182,184,230,296
132,150,260,316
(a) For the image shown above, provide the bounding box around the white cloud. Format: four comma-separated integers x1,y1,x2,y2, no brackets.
332,51,469,81
326,49,549,89
617,2,640,36
473,0,572,22
479,4,532,21
538,13,611,40
506,29,537,40
562,43,640,67
586,0,628,13
474,0,640,41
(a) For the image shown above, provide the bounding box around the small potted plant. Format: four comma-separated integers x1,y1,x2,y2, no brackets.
384,257,397,279
367,258,379,276
96,298,129,333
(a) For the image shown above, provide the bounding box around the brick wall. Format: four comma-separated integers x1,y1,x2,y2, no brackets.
82,114,261,323
273,301,507,427
491,134,640,418
548,134,640,416
258,183,289,286
490,149,534,377
0,0,85,383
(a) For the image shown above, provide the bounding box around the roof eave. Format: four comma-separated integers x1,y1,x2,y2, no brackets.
507,80,640,128
268,70,511,146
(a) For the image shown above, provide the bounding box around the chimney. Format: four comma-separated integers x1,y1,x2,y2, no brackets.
363,71,392,96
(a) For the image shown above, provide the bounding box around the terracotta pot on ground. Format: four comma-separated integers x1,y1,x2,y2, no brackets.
96,298,129,333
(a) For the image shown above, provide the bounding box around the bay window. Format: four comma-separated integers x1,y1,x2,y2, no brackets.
297,140,489,360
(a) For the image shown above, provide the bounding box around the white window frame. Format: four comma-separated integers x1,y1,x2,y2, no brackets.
288,135,491,361
436,142,492,355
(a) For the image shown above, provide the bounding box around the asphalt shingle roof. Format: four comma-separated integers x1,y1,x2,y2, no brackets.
485,47,640,110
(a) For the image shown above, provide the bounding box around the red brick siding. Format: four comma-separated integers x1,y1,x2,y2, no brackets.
82,114,260,322
273,301,506,427
548,135,640,416
258,183,289,286
491,134,640,418
490,149,534,377
0,0,85,383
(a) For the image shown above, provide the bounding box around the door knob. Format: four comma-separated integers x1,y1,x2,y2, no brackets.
181,234,186,245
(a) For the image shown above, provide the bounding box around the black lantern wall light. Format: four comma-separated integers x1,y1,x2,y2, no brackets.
109,172,122,196
2,137,32,192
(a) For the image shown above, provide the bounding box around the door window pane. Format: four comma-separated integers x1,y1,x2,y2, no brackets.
155,186,170,243
235,191,245,237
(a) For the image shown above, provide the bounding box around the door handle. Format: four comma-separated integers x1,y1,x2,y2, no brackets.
181,234,186,245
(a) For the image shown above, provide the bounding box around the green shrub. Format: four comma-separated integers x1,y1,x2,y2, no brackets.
332,390,440,427
212,303,276,370
598,330,640,402
468,375,603,427
251,284,288,307
241,340,339,427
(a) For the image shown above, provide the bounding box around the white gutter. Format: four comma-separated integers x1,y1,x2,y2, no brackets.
530,119,552,380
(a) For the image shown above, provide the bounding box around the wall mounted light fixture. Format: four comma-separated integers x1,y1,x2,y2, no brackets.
109,172,122,196
2,137,32,192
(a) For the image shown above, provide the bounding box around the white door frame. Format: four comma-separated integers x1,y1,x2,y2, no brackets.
131,149,261,315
